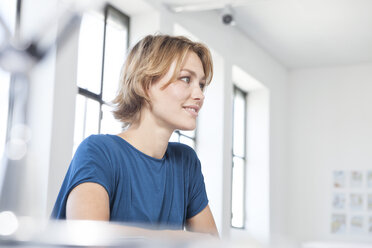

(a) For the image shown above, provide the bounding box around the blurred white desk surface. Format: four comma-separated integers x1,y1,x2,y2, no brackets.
5,218,372,248
0,218,229,248
302,242,372,248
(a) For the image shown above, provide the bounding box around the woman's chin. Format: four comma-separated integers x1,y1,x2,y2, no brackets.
177,123,196,131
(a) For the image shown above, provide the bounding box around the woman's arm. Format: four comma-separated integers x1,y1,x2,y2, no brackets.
66,182,218,238
185,205,219,237
66,182,110,220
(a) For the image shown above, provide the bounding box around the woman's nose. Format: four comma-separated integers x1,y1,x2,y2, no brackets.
192,85,205,101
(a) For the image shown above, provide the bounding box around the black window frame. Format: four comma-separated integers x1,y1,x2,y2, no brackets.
76,4,129,137
230,85,247,229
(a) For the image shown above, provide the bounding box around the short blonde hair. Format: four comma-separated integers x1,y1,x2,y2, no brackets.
112,34,213,128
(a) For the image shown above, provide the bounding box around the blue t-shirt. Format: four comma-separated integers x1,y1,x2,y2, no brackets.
51,134,208,229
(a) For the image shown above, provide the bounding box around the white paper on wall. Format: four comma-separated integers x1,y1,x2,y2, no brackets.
350,193,364,211
367,171,372,188
332,193,346,210
350,171,363,188
333,171,346,188
331,214,346,234
368,194,372,211
350,215,364,233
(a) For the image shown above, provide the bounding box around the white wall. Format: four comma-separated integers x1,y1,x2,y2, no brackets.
232,65,271,243
46,18,80,215
245,88,270,241
288,64,372,244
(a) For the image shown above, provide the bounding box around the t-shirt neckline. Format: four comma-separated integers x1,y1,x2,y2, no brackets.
109,134,167,162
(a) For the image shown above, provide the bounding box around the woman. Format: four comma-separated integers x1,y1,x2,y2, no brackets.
51,34,218,237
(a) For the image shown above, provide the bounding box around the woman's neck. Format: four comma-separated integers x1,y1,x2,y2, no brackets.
117,112,173,160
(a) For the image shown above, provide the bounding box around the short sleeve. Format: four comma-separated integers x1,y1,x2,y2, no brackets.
186,157,208,219
68,137,114,196
51,136,115,219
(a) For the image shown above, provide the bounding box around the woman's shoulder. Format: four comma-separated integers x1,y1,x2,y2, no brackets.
78,134,122,152
84,133,115,141
87,133,132,143
168,141,194,151
73,134,124,168
167,142,198,159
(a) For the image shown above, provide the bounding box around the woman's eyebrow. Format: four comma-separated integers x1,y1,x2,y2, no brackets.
181,69,206,80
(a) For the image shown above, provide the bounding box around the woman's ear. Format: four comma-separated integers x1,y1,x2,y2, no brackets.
142,82,153,108
145,81,152,99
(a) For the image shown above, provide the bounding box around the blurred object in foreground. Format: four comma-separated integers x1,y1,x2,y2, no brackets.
0,217,226,248
0,0,102,223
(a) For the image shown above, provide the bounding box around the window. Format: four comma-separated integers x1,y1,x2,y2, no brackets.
73,5,129,152
0,0,18,157
231,86,247,229
170,130,196,149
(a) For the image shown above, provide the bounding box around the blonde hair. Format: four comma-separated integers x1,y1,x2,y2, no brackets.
112,34,213,128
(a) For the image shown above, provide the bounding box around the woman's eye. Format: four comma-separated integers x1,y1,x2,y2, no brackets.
199,83,206,91
180,76,191,83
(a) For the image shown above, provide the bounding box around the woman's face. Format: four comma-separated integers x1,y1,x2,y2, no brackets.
147,51,206,131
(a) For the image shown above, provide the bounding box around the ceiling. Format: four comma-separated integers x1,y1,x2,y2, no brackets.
159,0,372,69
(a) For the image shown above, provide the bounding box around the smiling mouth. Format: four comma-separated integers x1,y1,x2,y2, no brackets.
183,107,199,117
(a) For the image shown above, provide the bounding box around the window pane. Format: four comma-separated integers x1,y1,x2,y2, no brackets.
100,104,122,134
102,14,128,103
0,70,10,157
77,13,104,94
231,156,245,228
169,132,179,142
74,8,129,154
179,129,195,139
73,95,100,153
233,89,245,157
179,135,195,149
